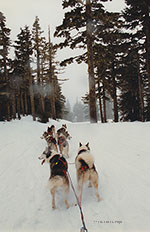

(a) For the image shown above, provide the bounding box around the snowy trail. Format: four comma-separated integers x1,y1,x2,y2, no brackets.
0,117,150,232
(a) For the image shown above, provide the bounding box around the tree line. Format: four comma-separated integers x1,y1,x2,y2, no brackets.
64,98,113,122
1,0,150,123
0,13,65,122
54,0,150,123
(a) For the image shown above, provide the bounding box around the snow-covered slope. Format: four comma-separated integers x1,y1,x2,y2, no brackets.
0,116,150,232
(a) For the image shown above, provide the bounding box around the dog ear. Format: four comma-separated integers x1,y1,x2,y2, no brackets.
79,142,82,147
86,142,90,149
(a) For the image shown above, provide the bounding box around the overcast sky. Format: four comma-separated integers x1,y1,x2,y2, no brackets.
1,0,125,107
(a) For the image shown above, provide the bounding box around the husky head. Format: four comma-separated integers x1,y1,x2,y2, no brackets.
38,147,57,165
62,124,67,129
47,125,55,134
78,142,90,152
40,131,48,139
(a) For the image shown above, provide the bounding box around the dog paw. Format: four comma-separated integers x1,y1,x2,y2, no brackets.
97,197,102,202
65,200,69,209
52,205,56,210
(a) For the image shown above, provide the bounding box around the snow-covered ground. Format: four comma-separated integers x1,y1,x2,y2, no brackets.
0,116,150,232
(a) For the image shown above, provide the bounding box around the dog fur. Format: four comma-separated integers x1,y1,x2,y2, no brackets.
41,131,58,152
75,142,101,202
57,132,69,158
57,125,72,140
39,148,70,210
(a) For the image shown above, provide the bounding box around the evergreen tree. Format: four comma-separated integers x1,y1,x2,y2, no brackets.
13,26,35,120
39,27,65,120
47,27,56,119
55,78,66,119
96,12,124,122
72,99,85,122
0,12,11,81
32,16,46,120
118,49,141,121
0,12,11,121
63,99,72,121
123,0,150,120
54,0,113,123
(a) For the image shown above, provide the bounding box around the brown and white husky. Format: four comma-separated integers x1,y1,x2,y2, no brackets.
41,131,58,152
57,131,69,158
38,147,70,210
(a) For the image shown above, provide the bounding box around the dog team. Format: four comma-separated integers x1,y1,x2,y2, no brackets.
39,124,101,210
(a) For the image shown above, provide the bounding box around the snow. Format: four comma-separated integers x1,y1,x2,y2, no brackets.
0,116,150,232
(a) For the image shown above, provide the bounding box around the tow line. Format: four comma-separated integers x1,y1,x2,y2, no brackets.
67,171,88,232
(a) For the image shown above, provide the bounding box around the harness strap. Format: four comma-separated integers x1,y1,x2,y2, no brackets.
58,136,66,145
81,166,88,172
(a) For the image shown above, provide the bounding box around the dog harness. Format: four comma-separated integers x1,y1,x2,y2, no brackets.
58,136,66,145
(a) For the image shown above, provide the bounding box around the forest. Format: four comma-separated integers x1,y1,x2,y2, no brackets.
0,0,150,123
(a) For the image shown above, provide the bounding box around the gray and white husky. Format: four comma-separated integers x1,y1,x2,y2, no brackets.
75,142,101,203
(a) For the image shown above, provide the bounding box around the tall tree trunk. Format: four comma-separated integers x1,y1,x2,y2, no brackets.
48,27,56,120
137,54,144,122
11,87,16,119
3,46,8,81
97,80,104,123
102,82,107,123
36,29,43,116
145,2,150,92
37,50,43,115
29,84,36,121
20,91,25,116
7,99,11,121
112,61,118,122
40,65,45,114
24,90,28,115
40,94,45,113
16,92,21,120
144,2,150,119
86,0,97,123
28,66,36,121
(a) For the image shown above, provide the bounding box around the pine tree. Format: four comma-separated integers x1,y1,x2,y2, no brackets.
0,12,11,81
72,99,85,122
63,99,73,121
13,26,36,120
47,27,56,119
54,0,118,123
39,27,65,120
123,0,150,120
32,16,46,120
0,12,11,121
118,49,141,121
96,13,123,122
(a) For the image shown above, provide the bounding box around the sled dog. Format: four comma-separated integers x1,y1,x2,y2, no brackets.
57,125,72,140
57,131,69,158
75,142,101,203
41,131,58,152
38,148,70,210
47,125,56,137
